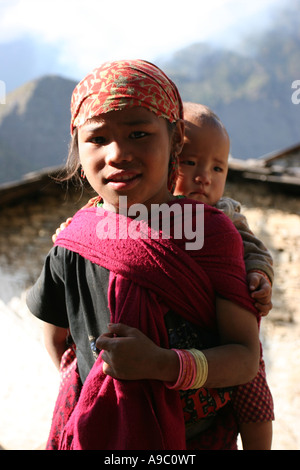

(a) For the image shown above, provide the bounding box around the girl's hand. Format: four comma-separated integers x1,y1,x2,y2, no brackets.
95,323,179,382
52,217,73,243
247,272,272,316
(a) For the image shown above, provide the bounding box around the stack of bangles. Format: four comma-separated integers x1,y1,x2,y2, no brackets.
165,348,208,390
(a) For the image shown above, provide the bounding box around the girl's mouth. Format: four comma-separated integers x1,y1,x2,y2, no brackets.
105,171,141,190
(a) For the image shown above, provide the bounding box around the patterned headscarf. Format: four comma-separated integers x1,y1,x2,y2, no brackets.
70,60,183,191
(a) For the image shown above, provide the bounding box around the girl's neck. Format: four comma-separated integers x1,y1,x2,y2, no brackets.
100,193,178,213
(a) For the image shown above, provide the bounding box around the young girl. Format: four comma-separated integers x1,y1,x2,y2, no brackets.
26,60,260,450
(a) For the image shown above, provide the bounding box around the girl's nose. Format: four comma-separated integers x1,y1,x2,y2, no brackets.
105,141,132,165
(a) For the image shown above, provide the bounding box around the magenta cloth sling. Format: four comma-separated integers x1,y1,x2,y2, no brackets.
53,199,257,450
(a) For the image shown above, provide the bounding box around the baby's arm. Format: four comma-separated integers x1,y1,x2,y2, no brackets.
216,198,273,315
233,211,273,315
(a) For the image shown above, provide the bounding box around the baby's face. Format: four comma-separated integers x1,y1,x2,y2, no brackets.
174,117,229,206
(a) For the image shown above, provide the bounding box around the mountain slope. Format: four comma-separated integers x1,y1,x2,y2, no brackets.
0,75,76,184
158,2,300,158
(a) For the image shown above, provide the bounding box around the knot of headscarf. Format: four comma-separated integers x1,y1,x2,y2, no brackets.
70,60,183,191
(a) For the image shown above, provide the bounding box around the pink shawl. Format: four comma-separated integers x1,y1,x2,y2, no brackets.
53,199,257,450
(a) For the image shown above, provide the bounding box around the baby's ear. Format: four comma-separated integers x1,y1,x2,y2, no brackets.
172,119,185,155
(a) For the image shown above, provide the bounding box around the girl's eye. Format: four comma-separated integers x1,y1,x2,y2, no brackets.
89,136,106,145
130,131,148,139
214,166,223,172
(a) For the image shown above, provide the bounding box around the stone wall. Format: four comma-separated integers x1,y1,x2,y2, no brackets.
0,186,92,299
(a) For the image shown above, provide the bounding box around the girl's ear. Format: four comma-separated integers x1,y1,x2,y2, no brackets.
172,119,185,156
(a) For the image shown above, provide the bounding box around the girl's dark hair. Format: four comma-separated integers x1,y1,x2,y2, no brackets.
57,128,82,186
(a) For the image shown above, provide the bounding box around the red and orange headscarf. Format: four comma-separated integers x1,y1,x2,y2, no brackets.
71,59,183,133
70,59,184,191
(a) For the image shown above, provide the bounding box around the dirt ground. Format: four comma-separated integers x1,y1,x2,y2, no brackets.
0,194,299,450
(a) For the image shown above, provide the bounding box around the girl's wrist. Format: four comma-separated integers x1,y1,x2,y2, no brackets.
154,348,180,382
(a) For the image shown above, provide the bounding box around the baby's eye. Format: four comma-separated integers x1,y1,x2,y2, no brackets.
179,160,195,166
214,166,223,172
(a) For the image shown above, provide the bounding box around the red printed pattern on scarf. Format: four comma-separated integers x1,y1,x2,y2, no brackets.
70,59,183,134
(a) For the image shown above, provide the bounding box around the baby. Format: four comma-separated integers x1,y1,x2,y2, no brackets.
174,102,274,449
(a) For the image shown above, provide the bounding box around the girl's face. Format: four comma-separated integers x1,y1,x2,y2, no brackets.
78,107,183,212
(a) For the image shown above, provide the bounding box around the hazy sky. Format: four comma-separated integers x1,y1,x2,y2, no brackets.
0,0,287,87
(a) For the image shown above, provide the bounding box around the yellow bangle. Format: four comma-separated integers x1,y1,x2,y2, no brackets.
189,349,208,389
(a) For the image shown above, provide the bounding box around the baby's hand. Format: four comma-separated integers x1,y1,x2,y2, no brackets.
52,217,73,243
247,272,272,316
